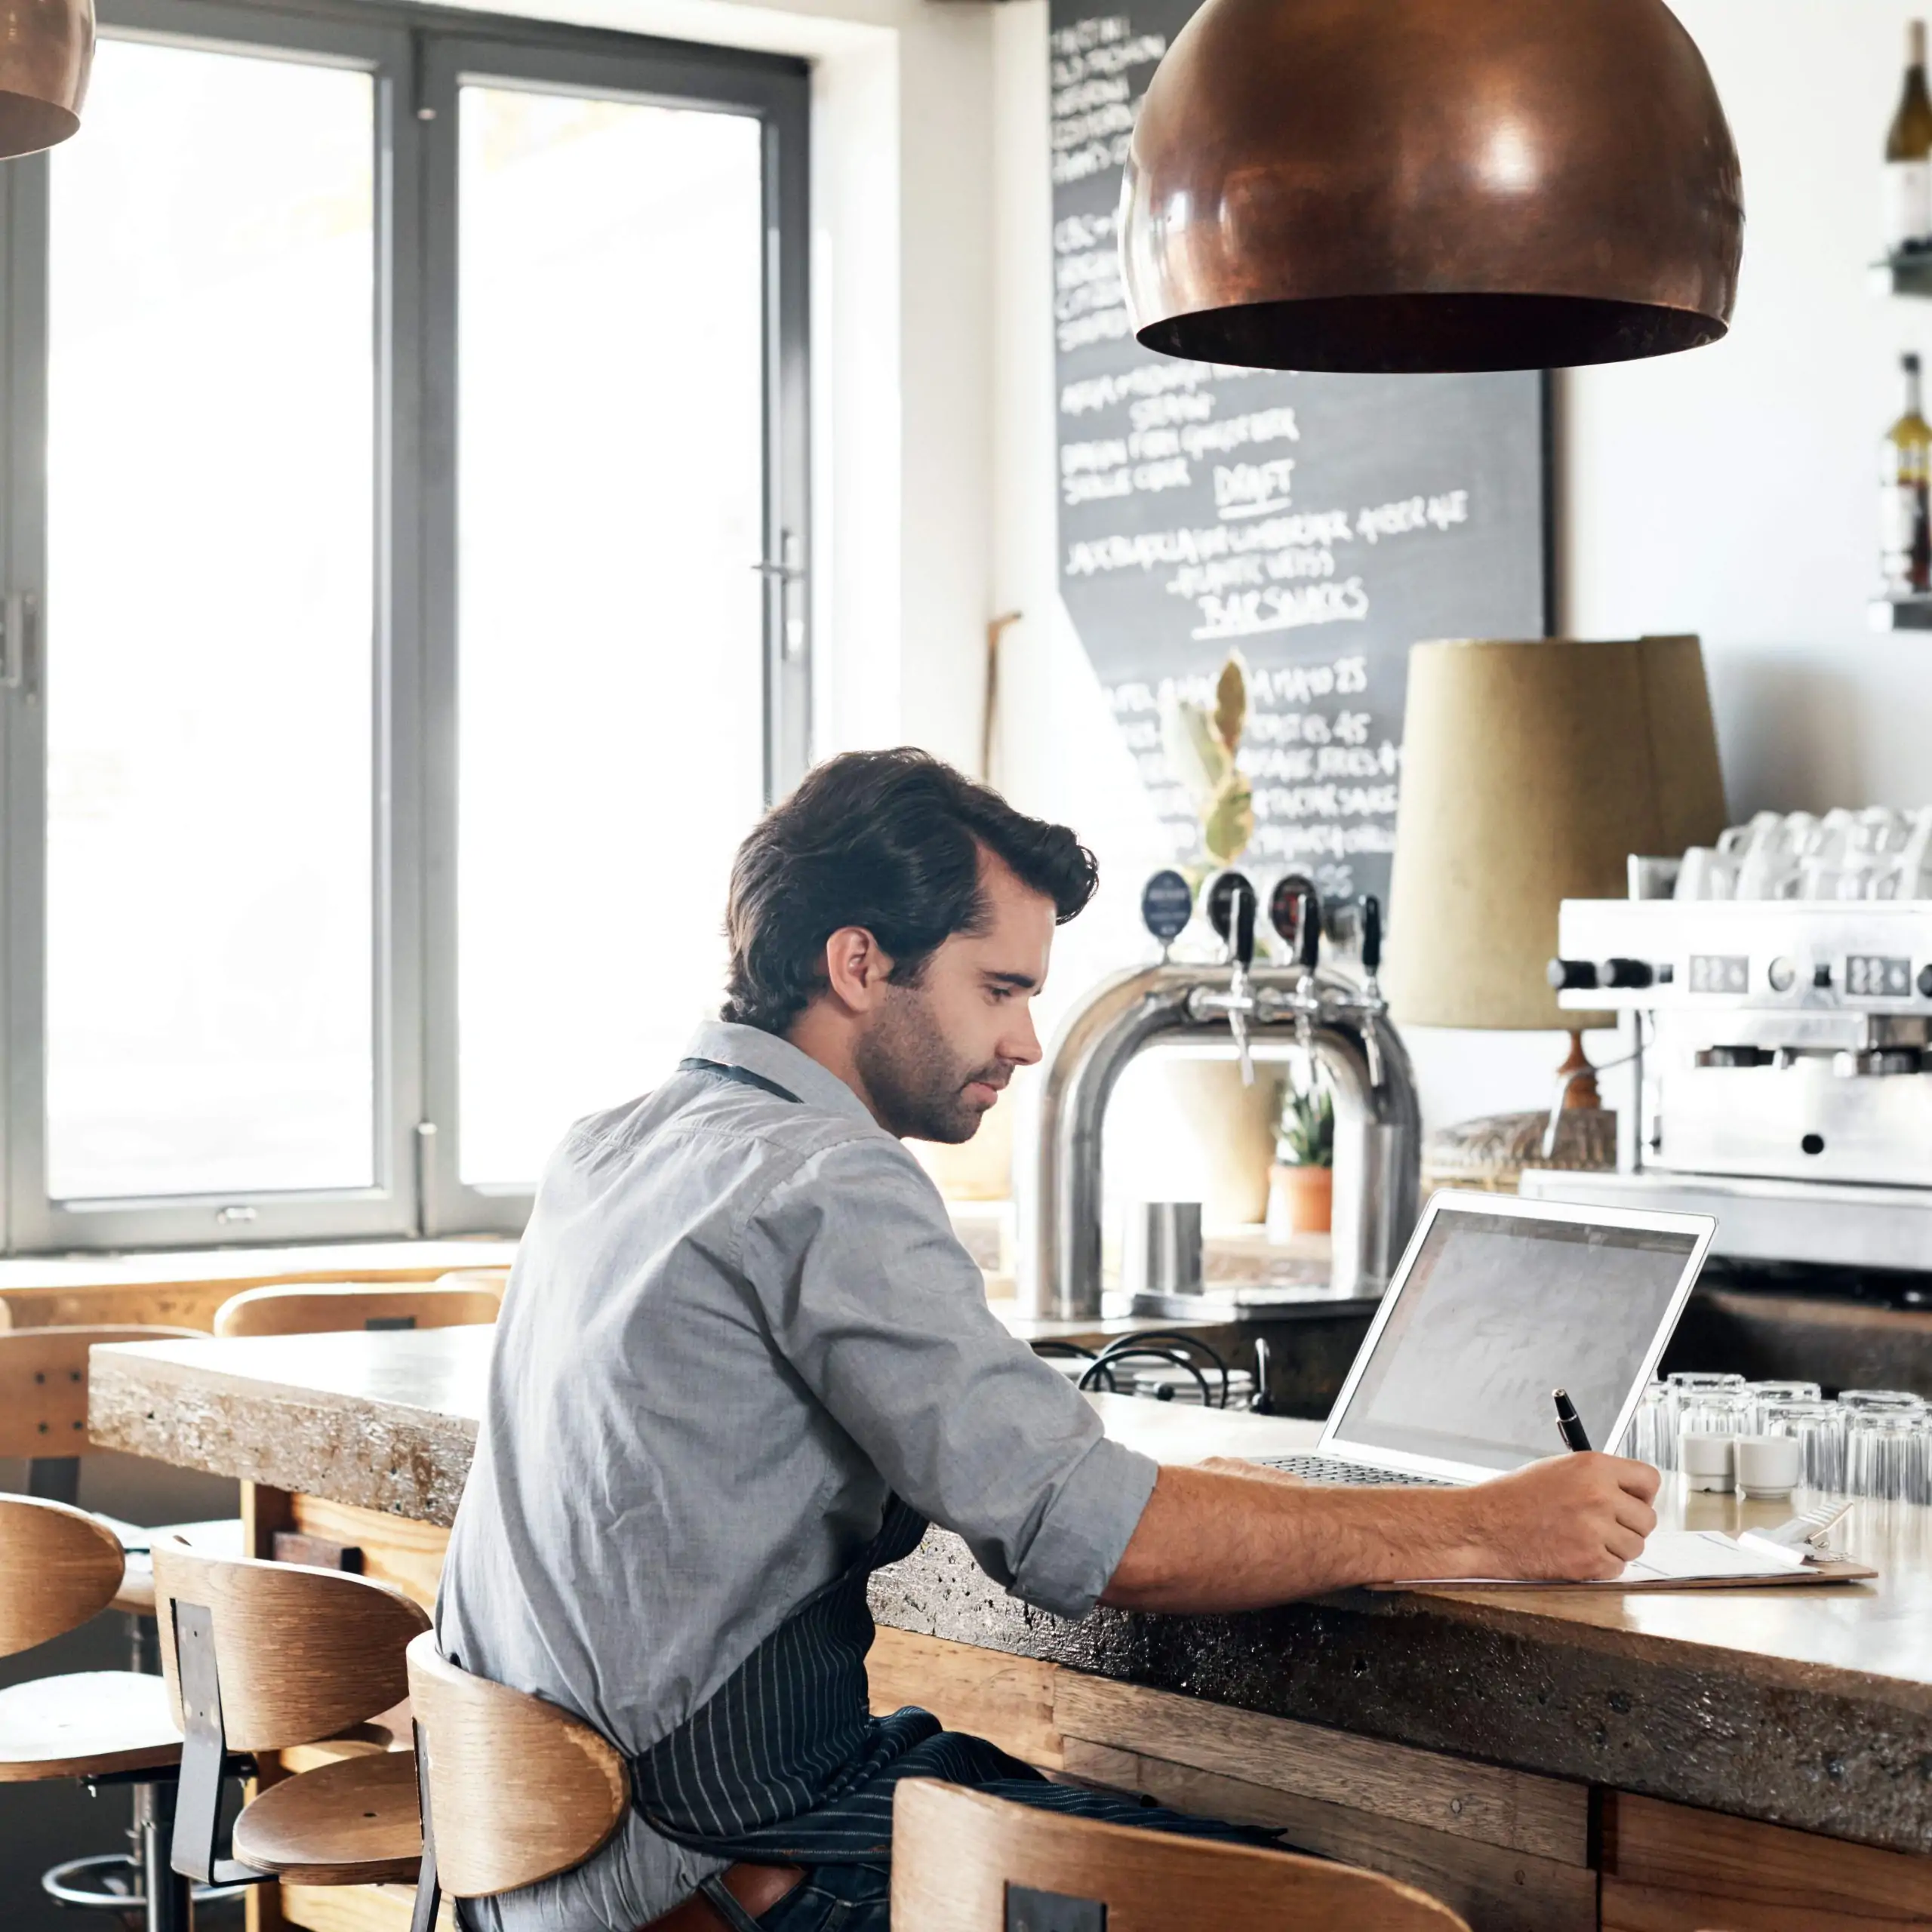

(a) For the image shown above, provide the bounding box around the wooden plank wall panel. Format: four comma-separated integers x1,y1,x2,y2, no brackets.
289,1495,451,1611
867,1626,1063,1770
1055,1670,1589,1866
1601,1792,1932,1930
281,1882,454,1932
1064,1739,1596,1932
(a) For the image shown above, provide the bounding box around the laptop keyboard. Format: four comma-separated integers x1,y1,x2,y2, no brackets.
1254,1454,1454,1488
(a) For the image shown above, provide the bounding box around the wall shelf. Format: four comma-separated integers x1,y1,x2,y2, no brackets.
1869,592,1932,630
1872,252,1932,298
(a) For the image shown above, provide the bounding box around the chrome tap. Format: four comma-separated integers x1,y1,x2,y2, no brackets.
1187,872,1260,1084
1018,873,1423,1321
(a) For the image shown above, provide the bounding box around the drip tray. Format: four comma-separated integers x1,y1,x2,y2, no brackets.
1129,1283,1384,1321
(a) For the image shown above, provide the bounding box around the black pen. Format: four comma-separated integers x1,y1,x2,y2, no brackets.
1552,1388,1592,1454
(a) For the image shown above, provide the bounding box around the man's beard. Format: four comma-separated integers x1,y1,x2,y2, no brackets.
854,986,1008,1143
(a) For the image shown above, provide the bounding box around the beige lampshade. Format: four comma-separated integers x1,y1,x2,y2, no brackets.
1383,636,1725,1031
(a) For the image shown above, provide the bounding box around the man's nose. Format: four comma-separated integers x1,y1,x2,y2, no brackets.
1006,1005,1044,1068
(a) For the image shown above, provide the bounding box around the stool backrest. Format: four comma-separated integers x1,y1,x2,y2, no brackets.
153,1542,429,1752
889,1780,1473,1932
406,1631,627,1898
0,1495,125,1654
0,1324,204,1460
213,1281,503,1338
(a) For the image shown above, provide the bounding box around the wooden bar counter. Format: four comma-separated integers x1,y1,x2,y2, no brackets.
88,1329,1932,1931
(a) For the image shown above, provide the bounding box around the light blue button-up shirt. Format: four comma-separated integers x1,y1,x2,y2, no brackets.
438,1021,1158,1930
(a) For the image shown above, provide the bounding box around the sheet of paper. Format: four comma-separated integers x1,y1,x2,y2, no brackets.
1617,1529,1808,1583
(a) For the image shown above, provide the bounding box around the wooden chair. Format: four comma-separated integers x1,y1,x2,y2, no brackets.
0,1495,193,1930
889,1778,1474,1931
152,1539,430,1894
0,1324,244,1614
404,1630,628,1931
213,1280,503,1338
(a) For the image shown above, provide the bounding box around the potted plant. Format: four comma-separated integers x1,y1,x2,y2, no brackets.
1269,1076,1334,1236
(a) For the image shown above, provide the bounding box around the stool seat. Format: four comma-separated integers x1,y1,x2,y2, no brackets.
0,1669,183,1782
232,1746,423,1884
102,1515,245,1617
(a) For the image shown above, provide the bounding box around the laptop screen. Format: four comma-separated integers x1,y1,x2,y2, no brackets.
1329,1207,1700,1472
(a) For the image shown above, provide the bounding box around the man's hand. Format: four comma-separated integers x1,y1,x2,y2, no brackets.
1455,1452,1660,1583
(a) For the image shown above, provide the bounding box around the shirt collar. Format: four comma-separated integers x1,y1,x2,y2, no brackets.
685,1020,879,1128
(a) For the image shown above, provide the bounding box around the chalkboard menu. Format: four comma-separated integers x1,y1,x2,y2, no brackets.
1051,2,1549,910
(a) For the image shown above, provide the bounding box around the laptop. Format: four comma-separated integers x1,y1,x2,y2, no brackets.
1255,1190,1716,1487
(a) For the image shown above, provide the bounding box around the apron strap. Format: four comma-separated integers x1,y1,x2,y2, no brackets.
678,1056,801,1106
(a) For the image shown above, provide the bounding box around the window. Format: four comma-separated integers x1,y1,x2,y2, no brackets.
0,0,809,1249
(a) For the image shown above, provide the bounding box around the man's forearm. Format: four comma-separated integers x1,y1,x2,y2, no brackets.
1100,1451,1659,1613
1099,1463,1487,1612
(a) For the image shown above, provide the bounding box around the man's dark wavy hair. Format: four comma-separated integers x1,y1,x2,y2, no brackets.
722,749,1099,1035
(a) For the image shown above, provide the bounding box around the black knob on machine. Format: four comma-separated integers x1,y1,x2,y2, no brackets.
1546,958,1598,992
1269,874,1322,969
1361,895,1383,977
1205,870,1257,969
1600,958,1656,989
1919,964,1932,1000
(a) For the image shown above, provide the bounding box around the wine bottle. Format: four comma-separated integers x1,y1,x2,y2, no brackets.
1887,23,1932,255
1882,352,1932,596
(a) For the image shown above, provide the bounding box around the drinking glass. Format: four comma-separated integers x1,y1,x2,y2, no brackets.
1677,1388,1753,1452
1759,1398,1847,1494
1839,1389,1925,1416
1664,1371,1744,1448
1848,1412,1928,1502
1620,1383,1672,1469
1745,1380,1822,1432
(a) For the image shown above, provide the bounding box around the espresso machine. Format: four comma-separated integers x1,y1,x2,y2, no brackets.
1522,813,1932,1272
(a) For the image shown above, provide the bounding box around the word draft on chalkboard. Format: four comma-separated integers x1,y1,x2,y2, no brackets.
1051,0,1549,912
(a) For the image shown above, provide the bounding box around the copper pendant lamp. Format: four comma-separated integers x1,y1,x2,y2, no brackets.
1121,0,1744,373
0,0,92,158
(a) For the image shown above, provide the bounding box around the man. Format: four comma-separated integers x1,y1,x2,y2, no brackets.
438,749,1658,1932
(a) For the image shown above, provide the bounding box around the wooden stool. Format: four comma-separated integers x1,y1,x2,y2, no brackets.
404,1631,628,1931
213,1279,503,1337
0,1496,195,1931
889,1777,1474,1930
152,1540,430,1896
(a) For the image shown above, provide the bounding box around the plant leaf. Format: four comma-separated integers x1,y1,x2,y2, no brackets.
1213,650,1248,755
1202,772,1254,866
1161,694,1231,807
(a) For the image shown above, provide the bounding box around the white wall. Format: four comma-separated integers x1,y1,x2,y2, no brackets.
989,0,1932,1134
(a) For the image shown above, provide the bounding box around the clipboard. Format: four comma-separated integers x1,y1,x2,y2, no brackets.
1374,1558,1877,1594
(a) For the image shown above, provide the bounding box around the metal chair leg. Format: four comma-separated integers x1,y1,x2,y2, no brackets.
137,1779,193,1932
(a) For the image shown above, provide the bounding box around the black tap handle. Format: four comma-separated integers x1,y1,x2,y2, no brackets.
1361,895,1382,976
1267,873,1322,968
1205,871,1257,967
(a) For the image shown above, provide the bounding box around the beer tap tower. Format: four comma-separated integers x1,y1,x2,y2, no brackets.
1018,869,1421,1321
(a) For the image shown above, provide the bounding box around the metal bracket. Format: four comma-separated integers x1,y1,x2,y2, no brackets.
408,1718,442,1932
1,592,35,699
1006,1884,1106,1932
169,1600,271,1889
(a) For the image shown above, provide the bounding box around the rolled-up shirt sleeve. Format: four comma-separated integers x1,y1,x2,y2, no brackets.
740,1134,1158,1620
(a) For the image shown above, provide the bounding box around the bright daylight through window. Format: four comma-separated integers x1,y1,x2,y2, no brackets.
47,39,378,1201
455,87,766,1187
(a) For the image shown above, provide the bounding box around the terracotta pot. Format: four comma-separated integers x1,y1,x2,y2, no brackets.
1270,1162,1333,1235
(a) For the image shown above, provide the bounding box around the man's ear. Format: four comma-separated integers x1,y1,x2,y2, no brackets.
820,925,895,1012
